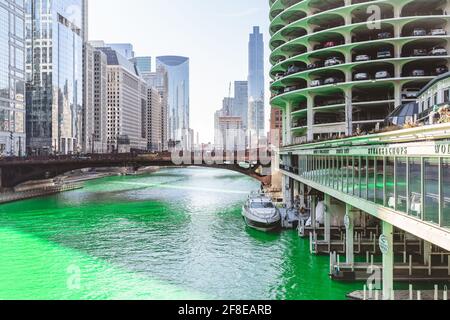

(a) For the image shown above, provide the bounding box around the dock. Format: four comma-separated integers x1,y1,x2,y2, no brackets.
347,290,449,301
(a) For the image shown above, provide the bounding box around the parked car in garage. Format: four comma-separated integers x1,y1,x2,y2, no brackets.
410,69,426,76
402,88,421,99
378,32,392,39
412,48,428,56
324,77,341,85
375,71,390,79
412,28,427,36
286,65,304,75
377,49,392,59
429,47,448,56
307,62,322,70
324,57,343,67
285,86,299,93
430,28,447,36
324,41,337,48
311,79,323,87
354,72,369,81
435,65,449,75
355,54,370,62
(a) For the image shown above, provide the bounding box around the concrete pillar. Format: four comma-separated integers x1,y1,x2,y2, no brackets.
423,241,433,265
345,204,355,264
393,4,402,19
282,108,287,146
394,43,402,59
394,82,402,107
311,195,317,230
344,88,353,136
395,63,402,79
324,194,332,243
381,221,394,300
286,101,293,145
394,24,402,38
307,95,315,142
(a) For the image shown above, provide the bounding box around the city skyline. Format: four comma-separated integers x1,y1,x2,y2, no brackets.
89,0,271,144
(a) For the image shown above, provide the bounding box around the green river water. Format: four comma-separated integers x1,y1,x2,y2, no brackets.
0,168,362,300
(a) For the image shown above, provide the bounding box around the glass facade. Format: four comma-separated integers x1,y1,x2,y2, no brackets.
0,0,25,156
156,56,189,149
248,26,265,137
287,151,450,230
25,0,85,154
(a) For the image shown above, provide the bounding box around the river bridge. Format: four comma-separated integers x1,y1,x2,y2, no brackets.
0,150,272,189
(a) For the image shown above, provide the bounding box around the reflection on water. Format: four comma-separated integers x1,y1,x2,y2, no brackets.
0,168,361,300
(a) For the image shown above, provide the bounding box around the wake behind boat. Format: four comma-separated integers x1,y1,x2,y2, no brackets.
242,192,282,232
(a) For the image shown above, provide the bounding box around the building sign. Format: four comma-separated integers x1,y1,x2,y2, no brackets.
288,141,450,157
368,147,407,156
379,235,390,255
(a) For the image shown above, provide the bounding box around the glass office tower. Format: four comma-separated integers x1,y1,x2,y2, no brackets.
25,0,85,154
0,0,26,157
248,26,265,138
156,56,190,149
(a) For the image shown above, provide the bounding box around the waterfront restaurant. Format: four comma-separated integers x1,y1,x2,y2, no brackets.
278,123,450,299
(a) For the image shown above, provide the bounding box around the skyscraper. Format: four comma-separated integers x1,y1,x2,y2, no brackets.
0,0,26,157
106,43,135,60
156,56,190,149
146,87,163,151
96,46,147,153
25,0,86,154
132,57,152,75
248,26,265,138
233,81,248,129
83,42,107,153
147,65,169,151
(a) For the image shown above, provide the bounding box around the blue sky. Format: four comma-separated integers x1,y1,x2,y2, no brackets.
89,0,271,143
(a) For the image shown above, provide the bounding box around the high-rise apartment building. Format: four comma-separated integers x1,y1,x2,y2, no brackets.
156,56,190,149
96,46,147,153
106,43,135,60
0,0,26,157
270,1,450,144
25,0,86,154
248,26,265,138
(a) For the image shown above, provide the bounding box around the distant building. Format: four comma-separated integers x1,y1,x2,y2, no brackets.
233,81,249,130
216,116,244,151
248,26,265,138
0,0,25,156
147,65,169,151
131,56,152,82
25,0,87,155
96,46,147,153
156,56,190,149
106,43,135,60
146,87,163,151
84,42,108,154
269,108,282,148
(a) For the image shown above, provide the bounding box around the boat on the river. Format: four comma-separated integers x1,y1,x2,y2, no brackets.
242,192,281,232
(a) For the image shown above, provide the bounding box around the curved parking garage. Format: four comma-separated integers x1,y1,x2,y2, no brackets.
270,0,450,143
